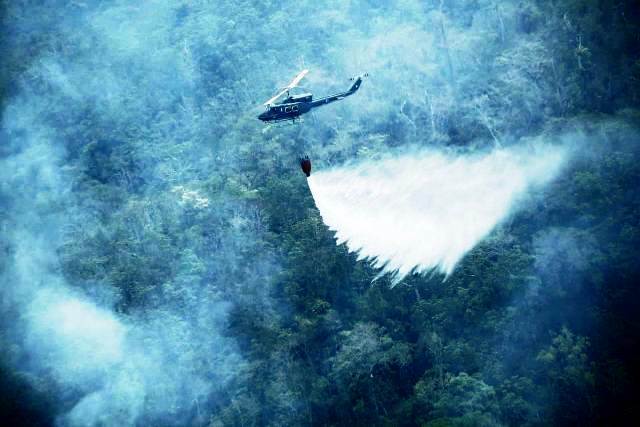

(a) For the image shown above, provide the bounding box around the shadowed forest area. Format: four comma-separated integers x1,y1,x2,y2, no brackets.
1,0,639,426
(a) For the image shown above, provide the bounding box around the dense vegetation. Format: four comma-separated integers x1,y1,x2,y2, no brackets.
1,0,639,426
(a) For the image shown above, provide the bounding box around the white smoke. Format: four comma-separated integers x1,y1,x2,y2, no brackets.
308,143,569,283
0,3,257,425
7,223,242,426
26,288,126,384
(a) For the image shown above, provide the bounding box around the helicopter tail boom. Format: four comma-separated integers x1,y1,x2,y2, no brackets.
310,73,366,109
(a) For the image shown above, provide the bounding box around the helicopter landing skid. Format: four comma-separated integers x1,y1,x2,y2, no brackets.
266,117,304,127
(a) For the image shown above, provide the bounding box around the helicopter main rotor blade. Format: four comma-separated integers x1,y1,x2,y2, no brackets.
263,69,310,106
288,69,309,89
263,87,289,106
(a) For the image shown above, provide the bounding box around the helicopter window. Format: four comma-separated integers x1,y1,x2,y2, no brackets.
292,105,299,112
284,106,292,113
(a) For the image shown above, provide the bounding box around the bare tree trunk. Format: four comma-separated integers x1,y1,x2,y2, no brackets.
550,59,566,115
495,4,506,44
439,0,454,83
426,91,437,138
399,99,417,139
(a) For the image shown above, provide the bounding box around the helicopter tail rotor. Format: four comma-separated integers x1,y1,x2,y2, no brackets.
349,72,369,81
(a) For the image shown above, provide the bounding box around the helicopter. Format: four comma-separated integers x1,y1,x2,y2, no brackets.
258,69,367,123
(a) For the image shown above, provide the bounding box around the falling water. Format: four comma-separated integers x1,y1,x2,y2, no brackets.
308,144,569,283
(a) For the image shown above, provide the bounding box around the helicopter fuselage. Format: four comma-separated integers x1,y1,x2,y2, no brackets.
258,75,364,123
258,94,313,122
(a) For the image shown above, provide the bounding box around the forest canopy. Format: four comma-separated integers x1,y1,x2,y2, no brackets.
0,1,639,426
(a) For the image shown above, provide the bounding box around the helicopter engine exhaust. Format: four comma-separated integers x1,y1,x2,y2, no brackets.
300,156,311,177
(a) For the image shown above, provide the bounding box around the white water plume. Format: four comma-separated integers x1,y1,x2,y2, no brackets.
308,144,569,283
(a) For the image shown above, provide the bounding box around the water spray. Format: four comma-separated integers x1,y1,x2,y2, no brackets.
307,144,569,283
